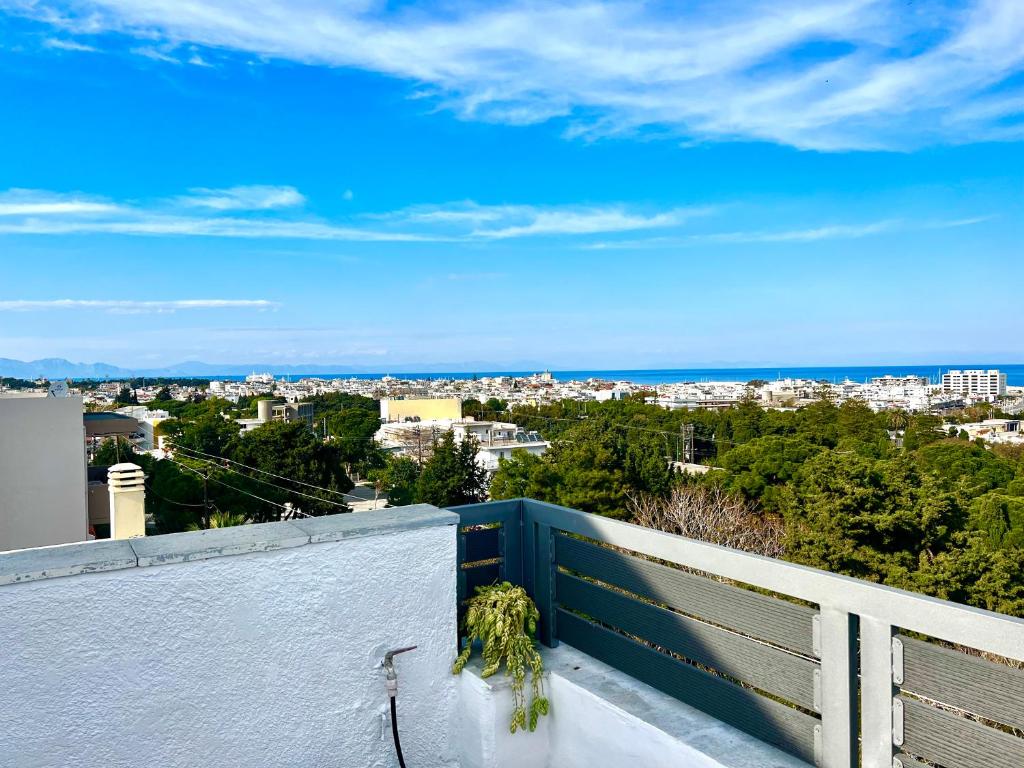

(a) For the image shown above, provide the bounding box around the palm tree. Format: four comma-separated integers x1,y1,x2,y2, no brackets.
886,409,910,432
187,509,248,531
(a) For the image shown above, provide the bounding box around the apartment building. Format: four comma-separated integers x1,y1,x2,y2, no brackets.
941,369,1007,399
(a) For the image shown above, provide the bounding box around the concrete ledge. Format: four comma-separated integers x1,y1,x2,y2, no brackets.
291,504,459,543
0,539,137,586
0,505,457,584
130,520,310,567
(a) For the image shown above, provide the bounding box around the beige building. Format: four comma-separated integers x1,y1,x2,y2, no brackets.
0,395,88,551
380,397,462,423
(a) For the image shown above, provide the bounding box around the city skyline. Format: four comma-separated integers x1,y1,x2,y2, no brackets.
1,1,1022,367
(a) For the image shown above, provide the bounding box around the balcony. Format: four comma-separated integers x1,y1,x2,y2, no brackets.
1,499,1023,767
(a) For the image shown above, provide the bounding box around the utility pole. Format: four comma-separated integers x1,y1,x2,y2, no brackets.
202,471,211,529
680,423,695,463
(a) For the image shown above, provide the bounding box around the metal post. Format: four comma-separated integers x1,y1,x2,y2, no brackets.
861,617,897,768
534,522,558,648
817,607,858,768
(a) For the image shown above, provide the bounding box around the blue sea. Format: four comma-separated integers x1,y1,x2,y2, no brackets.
227,364,1024,387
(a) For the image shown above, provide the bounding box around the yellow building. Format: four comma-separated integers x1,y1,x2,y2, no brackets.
380,397,462,422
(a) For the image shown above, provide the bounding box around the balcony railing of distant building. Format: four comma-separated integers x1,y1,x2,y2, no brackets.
448,498,1024,768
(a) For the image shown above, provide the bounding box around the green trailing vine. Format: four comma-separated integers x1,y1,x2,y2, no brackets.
452,582,550,733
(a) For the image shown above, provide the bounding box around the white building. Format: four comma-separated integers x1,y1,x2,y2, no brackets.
375,417,548,472
115,406,170,451
942,369,1006,399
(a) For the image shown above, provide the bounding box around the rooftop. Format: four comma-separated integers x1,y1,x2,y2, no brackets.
2,498,1023,768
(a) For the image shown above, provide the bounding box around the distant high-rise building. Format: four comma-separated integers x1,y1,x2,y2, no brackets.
941,369,1006,398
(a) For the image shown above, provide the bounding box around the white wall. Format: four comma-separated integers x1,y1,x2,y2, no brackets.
0,515,459,768
0,395,86,551
456,644,810,768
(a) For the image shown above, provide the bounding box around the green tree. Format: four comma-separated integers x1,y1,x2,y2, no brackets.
968,492,1024,550
782,452,960,583
370,455,421,507
490,450,560,501
415,432,487,507
114,386,138,405
719,435,823,512
167,413,239,457
902,413,944,451
90,436,136,466
229,421,353,519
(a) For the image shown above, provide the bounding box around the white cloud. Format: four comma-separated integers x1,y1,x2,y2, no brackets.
375,201,713,239
581,215,994,248
0,299,280,313
697,220,900,244
176,184,306,210
0,188,701,242
9,0,1024,150
43,37,97,51
0,188,119,216
130,46,180,64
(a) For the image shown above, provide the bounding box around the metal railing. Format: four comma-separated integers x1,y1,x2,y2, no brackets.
450,498,1024,768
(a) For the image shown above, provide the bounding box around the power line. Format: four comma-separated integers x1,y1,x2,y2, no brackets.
166,441,367,503
144,479,206,508
166,457,300,513
166,446,353,509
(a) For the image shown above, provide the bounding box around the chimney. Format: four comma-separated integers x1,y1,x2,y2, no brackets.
108,463,146,539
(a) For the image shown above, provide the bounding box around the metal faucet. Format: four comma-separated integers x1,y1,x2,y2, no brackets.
383,646,417,697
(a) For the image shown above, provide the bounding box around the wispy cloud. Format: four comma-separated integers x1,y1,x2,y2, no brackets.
376,201,713,239
582,215,994,248
0,188,700,242
43,37,97,52
697,220,899,244
9,0,1024,150
0,299,280,314
130,46,180,65
176,185,305,211
0,188,119,216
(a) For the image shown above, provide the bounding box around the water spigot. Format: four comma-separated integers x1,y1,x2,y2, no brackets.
383,646,417,697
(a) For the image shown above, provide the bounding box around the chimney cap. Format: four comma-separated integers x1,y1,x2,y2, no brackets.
108,462,143,473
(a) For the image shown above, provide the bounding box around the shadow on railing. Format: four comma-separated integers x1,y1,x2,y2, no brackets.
449,498,1024,768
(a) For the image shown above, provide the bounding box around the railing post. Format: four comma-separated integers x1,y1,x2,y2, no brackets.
861,617,897,768
534,522,558,647
817,607,858,768
501,499,524,586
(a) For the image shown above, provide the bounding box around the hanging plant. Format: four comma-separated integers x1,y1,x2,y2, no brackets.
452,582,550,733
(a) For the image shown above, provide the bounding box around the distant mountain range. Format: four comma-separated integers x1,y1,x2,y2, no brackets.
0,357,547,380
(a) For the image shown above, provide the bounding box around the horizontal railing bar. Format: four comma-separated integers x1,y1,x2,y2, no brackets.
900,695,1024,768
556,533,816,656
450,499,522,527
463,527,502,563
900,634,1024,731
521,499,1024,660
557,608,819,763
557,572,818,708
461,561,501,597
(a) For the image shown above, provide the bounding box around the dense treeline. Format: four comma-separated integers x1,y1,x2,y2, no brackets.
492,396,1024,616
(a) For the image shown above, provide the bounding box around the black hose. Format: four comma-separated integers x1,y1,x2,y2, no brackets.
390,695,407,768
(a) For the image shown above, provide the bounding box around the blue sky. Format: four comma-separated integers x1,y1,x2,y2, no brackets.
0,0,1021,371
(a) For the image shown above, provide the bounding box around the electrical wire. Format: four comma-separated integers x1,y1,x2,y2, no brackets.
167,441,368,503
167,448,353,511
166,457,302,514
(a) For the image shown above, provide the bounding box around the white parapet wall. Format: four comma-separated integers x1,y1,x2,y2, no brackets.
0,506,460,768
